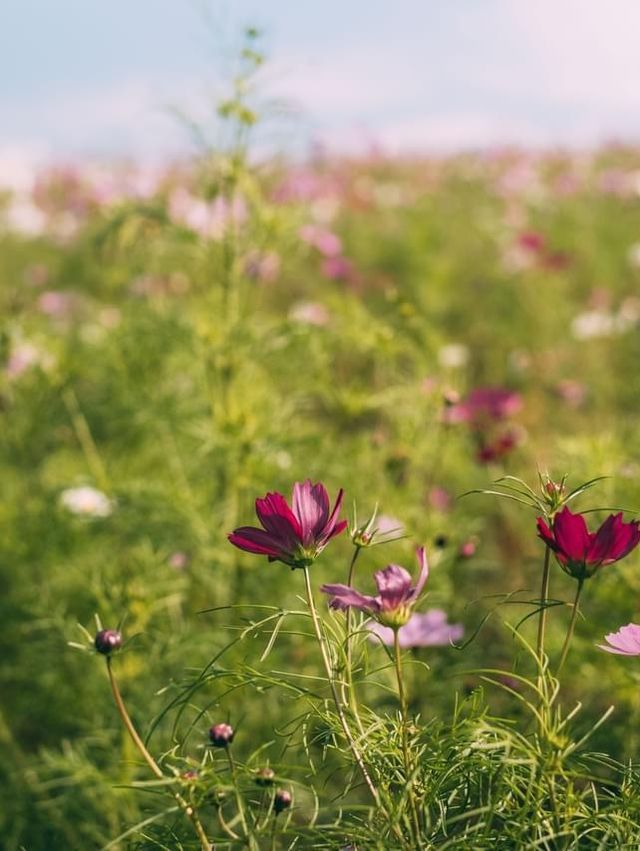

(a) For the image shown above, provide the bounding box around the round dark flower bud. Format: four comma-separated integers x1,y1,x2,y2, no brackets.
94,629,122,655
255,767,275,787
273,788,292,814
209,723,234,748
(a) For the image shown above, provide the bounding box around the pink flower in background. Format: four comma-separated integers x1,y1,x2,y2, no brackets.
518,231,546,253
476,429,519,464
537,506,640,579
321,255,355,281
37,291,76,318
556,379,587,408
321,548,428,629
288,301,330,326
299,224,342,257
444,387,522,426
229,480,346,568
428,487,452,513
458,539,477,558
598,623,640,656
244,250,281,283
169,189,247,240
368,609,464,648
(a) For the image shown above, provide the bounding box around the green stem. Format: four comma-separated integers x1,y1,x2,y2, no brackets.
225,747,257,850
343,547,365,732
106,659,212,851
302,567,381,806
556,579,584,675
393,631,422,847
536,546,551,685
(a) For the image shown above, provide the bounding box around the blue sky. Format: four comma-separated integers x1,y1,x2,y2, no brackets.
3,0,640,162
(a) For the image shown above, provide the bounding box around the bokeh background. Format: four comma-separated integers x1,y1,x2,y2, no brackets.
3,2,640,848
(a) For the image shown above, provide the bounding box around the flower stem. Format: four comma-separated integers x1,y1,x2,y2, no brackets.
106,658,212,851
556,579,584,675
343,547,365,732
536,546,551,683
302,567,381,806
225,746,257,850
393,630,422,847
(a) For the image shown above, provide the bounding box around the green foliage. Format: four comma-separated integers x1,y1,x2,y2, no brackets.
4,35,640,847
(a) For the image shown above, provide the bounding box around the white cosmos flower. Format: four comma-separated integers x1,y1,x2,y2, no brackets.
60,486,113,518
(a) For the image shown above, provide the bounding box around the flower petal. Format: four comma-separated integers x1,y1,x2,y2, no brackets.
553,507,590,562
374,564,412,611
256,492,302,543
320,583,379,613
228,527,283,557
411,547,430,599
292,480,330,545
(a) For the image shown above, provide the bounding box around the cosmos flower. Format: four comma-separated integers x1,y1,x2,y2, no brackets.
537,506,640,579
60,486,114,518
321,548,428,629
444,387,523,426
598,623,640,656
368,609,463,648
229,480,346,568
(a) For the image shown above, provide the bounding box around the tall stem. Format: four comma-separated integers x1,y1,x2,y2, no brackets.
556,579,584,675
225,747,257,850
106,659,212,851
302,567,381,806
393,631,422,847
343,547,365,730
536,546,551,684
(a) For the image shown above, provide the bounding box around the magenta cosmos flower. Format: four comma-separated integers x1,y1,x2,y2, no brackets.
368,610,464,648
444,387,523,426
598,623,640,656
537,506,640,579
321,548,428,629
228,480,347,568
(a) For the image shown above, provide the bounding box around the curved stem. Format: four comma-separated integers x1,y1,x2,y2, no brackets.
393,631,422,847
556,579,584,675
106,658,212,851
302,567,381,806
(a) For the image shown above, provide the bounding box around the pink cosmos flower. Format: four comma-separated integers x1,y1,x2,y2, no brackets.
444,387,523,426
598,623,640,656
537,506,640,579
299,224,342,257
229,480,346,568
368,609,463,648
321,548,429,629
321,256,355,281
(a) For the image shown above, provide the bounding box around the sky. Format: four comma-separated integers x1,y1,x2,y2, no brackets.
2,0,640,164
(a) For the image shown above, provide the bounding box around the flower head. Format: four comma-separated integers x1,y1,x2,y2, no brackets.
209,723,234,747
537,506,640,579
273,789,293,814
60,485,113,518
94,629,122,655
368,609,463,648
598,623,640,656
229,480,347,568
444,387,522,426
321,548,428,629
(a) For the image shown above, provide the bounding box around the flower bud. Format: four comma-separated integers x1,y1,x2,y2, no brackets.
94,629,122,655
273,788,292,814
209,723,234,748
458,539,476,558
255,767,275,787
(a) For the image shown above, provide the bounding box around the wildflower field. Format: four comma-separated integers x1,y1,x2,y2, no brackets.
5,41,640,851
